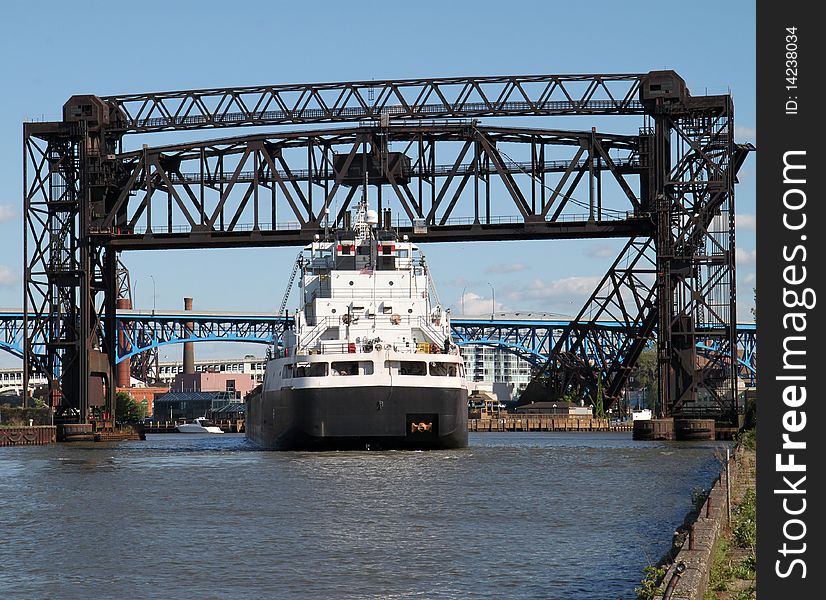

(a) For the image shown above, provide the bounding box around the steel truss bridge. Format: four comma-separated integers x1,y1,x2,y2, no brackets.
22,70,753,424
3,310,757,388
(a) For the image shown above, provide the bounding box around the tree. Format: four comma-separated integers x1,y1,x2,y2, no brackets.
116,392,145,423
593,375,605,418
632,348,658,410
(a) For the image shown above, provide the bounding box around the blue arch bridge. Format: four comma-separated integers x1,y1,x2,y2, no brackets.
2,309,756,387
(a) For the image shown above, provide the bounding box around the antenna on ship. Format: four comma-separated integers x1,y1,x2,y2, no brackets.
355,172,379,242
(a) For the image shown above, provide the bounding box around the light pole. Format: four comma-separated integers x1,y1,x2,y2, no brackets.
461,285,467,315
149,275,157,313
487,282,495,320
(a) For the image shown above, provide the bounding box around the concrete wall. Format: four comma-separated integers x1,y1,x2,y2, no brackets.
654,447,746,600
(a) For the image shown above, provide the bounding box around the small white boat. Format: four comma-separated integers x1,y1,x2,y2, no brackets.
176,417,225,434
631,408,653,421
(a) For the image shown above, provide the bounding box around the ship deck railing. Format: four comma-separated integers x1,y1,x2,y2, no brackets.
297,342,458,356
297,314,450,345
302,289,428,300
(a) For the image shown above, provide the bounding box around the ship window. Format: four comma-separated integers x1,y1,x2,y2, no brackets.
282,364,294,379
397,361,427,376
295,363,328,378
331,360,373,376
429,362,457,377
396,249,409,258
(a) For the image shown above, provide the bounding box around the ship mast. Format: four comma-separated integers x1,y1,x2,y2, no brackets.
354,172,371,243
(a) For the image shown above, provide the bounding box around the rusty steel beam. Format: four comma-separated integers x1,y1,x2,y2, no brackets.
102,74,647,133
92,124,645,245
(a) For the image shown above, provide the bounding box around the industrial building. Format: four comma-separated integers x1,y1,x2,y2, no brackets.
153,391,242,422
156,355,266,386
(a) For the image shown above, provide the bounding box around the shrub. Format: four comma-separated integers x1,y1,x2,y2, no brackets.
635,565,667,600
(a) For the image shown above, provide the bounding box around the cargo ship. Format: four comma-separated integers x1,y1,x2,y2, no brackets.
246,198,469,450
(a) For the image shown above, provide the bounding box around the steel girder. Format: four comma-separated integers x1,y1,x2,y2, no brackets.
103,74,646,133
736,327,757,387
654,99,741,421
450,319,628,366
532,237,658,409
3,310,758,384
527,87,749,422
113,316,758,386
115,312,289,363
24,103,125,423
93,124,649,251
1,311,26,358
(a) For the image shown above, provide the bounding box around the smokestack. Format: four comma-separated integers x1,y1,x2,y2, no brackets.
184,297,195,374
116,297,132,387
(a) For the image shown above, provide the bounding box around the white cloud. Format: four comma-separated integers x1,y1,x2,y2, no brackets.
584,244,618,259
0,265,18,287
505,276,600,302
735,125,756,141
444,276,473,288
452,291,508,316
743,272,756,285
0,205,17,224
736,213,756,232
490,276,602,314
485,263,528,274
736,247,756,266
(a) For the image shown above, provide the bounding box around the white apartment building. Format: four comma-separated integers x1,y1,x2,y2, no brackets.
0,369,47,395
459,345,533,400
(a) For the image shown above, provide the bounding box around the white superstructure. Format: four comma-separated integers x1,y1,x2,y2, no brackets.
247,197,469,450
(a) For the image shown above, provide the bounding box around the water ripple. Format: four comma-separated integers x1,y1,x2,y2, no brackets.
0,432,725,599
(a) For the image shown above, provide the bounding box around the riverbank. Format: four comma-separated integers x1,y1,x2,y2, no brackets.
640,430,756,600
1,424,143,445
702,432,756,599
469,416,633,432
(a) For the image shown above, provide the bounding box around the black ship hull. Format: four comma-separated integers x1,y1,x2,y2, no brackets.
246,385,468,450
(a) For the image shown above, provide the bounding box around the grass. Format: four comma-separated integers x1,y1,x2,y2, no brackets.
707,537,732,594
732,488,756,549
703,431,756,600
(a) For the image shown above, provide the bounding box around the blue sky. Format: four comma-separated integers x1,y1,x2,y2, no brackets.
0,0,755,367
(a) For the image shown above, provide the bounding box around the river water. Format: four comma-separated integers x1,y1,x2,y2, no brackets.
0,432,725,599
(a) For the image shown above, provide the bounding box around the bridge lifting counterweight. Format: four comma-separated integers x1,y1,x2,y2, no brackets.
22,70,753,426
